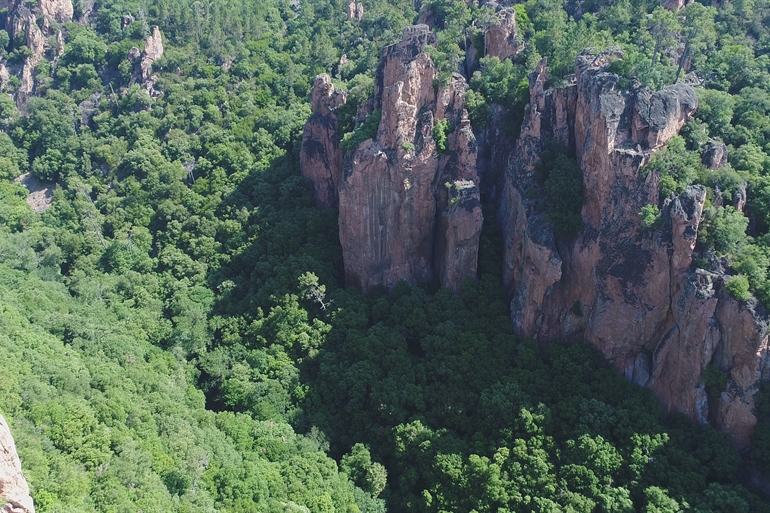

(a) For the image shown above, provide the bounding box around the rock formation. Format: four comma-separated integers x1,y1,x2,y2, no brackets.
501,51,768,449
300,74,347,209
337,25,482,293
2,0,72,106
0,415,35,513
129,26,164,96
346,0,363,21
484,5,520,61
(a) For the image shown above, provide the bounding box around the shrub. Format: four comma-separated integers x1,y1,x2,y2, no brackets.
639,204,661,228
534,144,585,239
340,109,381,153
725,274,751,300
433,118,450,155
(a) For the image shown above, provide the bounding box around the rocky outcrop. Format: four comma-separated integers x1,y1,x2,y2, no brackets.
346,0,363,21
702,140,728,170
300,74,347,209
501,51,769,448
129,26,164,96
338,25,481,293
3,0,72,106
0,415,35,513
484,6,520,61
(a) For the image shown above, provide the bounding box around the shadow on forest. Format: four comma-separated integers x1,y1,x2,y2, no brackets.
199,154,746,510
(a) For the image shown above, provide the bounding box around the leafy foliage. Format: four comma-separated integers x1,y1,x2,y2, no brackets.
534,144,585,238
1,0,770,511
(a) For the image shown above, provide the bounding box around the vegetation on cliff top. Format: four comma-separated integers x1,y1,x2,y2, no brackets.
1,0,770,510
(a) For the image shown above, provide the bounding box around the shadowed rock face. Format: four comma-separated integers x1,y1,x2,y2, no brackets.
501,51,769,449
338,25,482,293
300,74,347,209
0,415,35,513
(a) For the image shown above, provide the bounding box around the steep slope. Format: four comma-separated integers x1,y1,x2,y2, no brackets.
500,51,768,448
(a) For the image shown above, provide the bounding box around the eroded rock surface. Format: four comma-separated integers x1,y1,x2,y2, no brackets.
338,25,481,292
501,51,769,448
485,6,520,61
0,415,34,513
300,74,347,209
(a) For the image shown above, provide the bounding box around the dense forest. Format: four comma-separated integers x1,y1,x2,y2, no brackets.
2,0,770,510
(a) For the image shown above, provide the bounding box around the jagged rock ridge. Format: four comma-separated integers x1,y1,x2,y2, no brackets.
0,415,34,513
500,51,768,448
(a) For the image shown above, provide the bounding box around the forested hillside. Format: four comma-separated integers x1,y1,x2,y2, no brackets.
1,0,770,511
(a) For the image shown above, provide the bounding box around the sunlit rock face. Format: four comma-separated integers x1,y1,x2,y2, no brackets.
500,51,769,449
337,25,482,293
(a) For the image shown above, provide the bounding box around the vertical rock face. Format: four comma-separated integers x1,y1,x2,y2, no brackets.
0,415,35,513
484,6,520,61
338,25,482,292
501,51,770,448
300,74,347,209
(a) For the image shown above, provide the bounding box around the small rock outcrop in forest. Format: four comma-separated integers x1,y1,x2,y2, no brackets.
500,51,768,449
300,74,347,209
337,25,482,293
129,26,164,95
0,415,34,513
1,0,73,105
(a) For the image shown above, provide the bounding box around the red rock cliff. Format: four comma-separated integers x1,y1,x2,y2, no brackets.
501,51,768,449
300,74,347,209
337,25,482,293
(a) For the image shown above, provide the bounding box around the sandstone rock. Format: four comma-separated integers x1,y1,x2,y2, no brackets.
0,415,35,513
0,64,9,91
632,84,698,150
300,74,347,209
485,6,520,61
355,1,364,21
55,29,64,58
129,26,164,96
663,0,692,10
436,180,483,294
338,26,481,292
122,13,135,29
499,51,770,447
